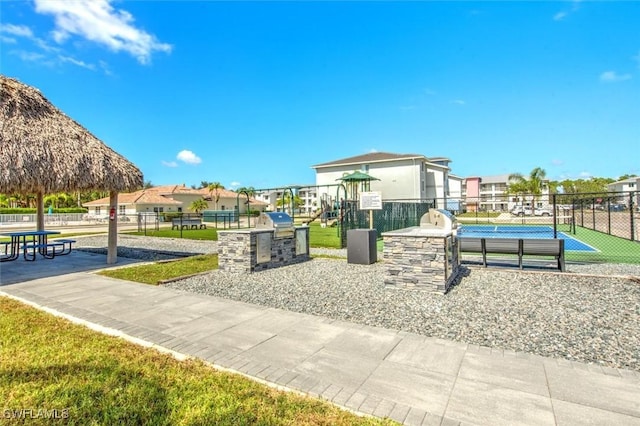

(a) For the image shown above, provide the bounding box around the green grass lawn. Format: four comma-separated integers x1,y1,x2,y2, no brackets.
127,228,219,241
98,254,218,285
0,297,393,426
307,223,342,248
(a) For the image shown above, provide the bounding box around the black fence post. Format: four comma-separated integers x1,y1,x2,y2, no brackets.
630,191,636,242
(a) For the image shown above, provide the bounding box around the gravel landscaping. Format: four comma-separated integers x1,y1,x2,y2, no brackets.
76,235,640,372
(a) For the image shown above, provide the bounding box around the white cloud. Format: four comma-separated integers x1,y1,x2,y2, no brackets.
553,0,581,21
600,71,632,82
368,148,379,153
229,181,241,189
177,150,202,165
58,55,95,70
553,11,568,21
551,159,564,166
0,35,17,44
161,161,178,168
633,51,640,69
34,0,172,64
579,171,592,178
0,24,34,38
13,50,47,62
450,99,466,105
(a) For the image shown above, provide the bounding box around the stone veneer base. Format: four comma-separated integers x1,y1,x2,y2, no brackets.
218,227,310,273
382,227,460,294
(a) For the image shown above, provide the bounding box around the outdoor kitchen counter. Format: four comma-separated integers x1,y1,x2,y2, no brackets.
382,226,455,238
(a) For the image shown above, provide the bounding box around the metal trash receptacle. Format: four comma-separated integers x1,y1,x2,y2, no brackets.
347,229,377,264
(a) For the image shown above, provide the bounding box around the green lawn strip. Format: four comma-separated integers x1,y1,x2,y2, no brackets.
98,255,218,285
0,297,393,426
126,228,218,241
307,223,342,248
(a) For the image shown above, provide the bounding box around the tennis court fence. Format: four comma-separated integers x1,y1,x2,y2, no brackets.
338,192,640,264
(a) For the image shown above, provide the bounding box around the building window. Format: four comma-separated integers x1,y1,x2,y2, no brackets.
94,207,101,216
119,205,125,215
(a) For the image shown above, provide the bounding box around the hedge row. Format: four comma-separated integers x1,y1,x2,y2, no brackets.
0,208,88,214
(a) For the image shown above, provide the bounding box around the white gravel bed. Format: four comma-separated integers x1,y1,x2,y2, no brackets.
73,234,217,260
75,235,640,371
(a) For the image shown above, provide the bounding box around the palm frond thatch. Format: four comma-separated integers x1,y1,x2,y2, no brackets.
0,75,143,194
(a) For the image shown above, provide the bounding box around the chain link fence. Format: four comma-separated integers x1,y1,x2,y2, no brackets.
336,192,639,264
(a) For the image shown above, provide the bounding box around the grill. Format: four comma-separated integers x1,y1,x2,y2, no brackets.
419,209,458,232
255,212,295,238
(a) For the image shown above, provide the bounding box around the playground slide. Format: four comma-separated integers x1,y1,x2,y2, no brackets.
303,209,326,224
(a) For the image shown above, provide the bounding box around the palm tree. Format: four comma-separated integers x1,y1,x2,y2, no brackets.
276,194,303,212
207,182,224,210
189,198,209,214
237,186,256,198
508,167,547,213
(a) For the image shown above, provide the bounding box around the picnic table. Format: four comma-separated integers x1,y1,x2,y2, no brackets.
171,218,207,230
0,230,75,262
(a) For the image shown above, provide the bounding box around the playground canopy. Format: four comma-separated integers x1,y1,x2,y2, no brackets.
336,171,380,199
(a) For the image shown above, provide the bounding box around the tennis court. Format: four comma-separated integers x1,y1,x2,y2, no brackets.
458,225,597,252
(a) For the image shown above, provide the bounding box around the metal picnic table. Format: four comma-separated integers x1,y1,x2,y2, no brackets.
0,230,62,262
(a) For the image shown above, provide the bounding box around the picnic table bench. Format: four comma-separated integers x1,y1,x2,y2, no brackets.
21,239,76,261
0,231,75,262
171,218,207,230
459,237,565,272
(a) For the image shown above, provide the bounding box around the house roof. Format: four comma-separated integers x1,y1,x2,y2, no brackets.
83,184,268,207
312,152,427,168
313,151,452,170
84,189,183,206
608,176,640,185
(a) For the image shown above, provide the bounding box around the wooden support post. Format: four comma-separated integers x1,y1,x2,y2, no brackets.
36,192,44,231
107,191,118,264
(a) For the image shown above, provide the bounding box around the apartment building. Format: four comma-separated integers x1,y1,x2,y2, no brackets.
463,174,550,212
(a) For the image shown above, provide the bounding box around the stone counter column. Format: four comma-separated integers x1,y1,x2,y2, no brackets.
382,227,459,294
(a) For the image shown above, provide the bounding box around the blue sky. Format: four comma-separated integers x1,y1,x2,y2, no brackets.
2,1,639,190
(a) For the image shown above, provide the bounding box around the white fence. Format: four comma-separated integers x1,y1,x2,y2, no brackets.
0,213,138,228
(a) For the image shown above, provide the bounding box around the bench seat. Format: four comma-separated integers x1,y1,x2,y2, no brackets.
51,239,76,256
22,242,61,260
459,237,565,272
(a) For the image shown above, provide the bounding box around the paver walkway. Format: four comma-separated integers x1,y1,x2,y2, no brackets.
1,252,639,425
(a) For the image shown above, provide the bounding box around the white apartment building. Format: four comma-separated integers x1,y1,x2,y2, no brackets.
312,152,453,204
254,186,318,214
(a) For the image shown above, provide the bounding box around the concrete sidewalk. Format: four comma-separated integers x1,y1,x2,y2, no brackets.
1,254,639,425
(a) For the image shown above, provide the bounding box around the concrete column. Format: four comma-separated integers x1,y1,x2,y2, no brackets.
36,192,44,231
107,191,118,264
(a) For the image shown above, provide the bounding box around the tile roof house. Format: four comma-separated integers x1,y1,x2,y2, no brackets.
83,184,267,216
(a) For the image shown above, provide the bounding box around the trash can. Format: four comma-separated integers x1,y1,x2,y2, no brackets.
347,229,377,265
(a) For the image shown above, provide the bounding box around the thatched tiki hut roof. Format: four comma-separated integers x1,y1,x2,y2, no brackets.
0,75,143,263
0,75,142,194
